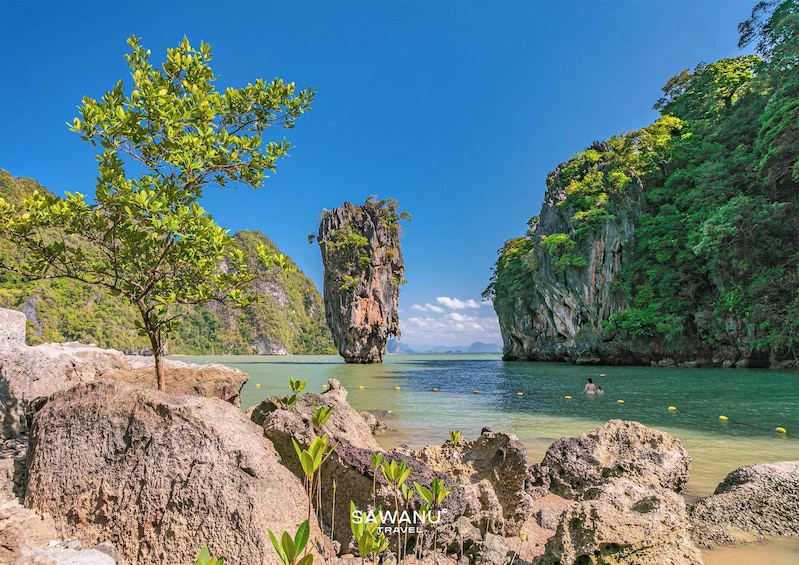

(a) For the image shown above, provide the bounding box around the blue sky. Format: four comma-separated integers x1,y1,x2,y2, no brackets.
0,0,755,348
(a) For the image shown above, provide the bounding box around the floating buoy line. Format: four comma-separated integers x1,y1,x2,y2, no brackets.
251,381,793,438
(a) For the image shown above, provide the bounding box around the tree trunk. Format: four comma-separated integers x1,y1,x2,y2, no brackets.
154,349,166,392
138,302,166,392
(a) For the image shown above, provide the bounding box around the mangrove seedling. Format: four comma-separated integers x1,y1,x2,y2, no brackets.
312,403,334,431
380,459,412,560
414,477,454,560
448,430,462,444
293,435,335,521
268,520,313,565
370,452,383,505
196,547,225,565
276,377,307,409
350,501,389,565
413,476,453,508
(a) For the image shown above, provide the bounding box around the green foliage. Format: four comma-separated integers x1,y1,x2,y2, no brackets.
370,452,383,504
311,403,334,430
483,222,537,307
0,177,334,355
379,459,411,490
292,434,335,523
315,197,410,293
540,234,588,272
196,547,225,565
268,520,313,565
492,1,799,358
0,37,315,390
350,501,389,563
292,435,334,485
414,477,453,507
276,377,307,409
448,430,462,444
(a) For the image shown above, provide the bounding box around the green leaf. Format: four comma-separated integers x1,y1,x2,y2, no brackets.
297,554,314,565
281,530,295,560
294,520,310,555
268,530,288,565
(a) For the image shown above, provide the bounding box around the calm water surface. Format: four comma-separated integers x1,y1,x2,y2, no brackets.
174,354,799,563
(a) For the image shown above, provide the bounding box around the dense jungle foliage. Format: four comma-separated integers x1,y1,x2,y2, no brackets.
0,170,335,355
487,0,799,358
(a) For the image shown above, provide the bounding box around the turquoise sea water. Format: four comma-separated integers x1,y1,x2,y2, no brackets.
173,353,799,564
175,354,799,494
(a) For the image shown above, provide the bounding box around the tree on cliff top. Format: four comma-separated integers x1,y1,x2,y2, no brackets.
0,36,315,390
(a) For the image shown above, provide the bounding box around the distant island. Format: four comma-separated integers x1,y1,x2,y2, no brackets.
387,338,501,354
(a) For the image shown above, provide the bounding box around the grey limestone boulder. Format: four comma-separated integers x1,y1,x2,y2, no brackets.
690,461,799,547
531,419,691,500
0,309,27,346
0,312,248,442
25,380,319,565
533,479,703,565
419,428,532,535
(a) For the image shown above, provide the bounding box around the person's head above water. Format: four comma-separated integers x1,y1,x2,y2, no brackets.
587,378,593,384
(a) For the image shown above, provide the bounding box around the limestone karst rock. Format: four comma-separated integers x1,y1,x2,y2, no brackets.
533,479,703,565
529,419,691,500
491,153,644,365
690,461,799,547
0,306,248,444
315,198,406,363
25,380,320,565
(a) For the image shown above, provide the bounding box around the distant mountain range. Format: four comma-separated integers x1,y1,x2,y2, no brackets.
387,338,501,354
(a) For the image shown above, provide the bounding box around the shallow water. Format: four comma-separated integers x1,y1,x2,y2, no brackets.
174,354,799,563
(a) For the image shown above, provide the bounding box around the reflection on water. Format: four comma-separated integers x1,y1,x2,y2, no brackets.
173,353,799,563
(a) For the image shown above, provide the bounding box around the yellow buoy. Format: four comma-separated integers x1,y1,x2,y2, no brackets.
431,388,439,392
255,383,261,389
617,399,624,404
719,415,728,421
473,390,480,394
322,384,329,390
517,392,524,396
776,427,787,434
564,395,572,400
394,386,401,390
358,385,364,390
668,406,677,411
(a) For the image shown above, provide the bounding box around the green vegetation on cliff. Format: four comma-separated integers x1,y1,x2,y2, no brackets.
0,169,334,355
488,0,799,361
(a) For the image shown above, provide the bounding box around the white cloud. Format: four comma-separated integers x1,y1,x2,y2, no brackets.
400,312,501,348
436,296,483,310
411,303,446,313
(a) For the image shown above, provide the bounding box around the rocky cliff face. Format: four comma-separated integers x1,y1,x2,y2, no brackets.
491,144,779,368
493,155,643,364
316,198,406,363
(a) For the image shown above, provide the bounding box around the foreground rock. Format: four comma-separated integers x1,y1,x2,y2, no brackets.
690,461,799,547
529,421,704,564
253,380,528,554
25,380,318,565
251,378,383,452
419,428,532,534
530,419,691,499
1,307,248,443
252,379,419,547
533,479,703,565
315,199,405,363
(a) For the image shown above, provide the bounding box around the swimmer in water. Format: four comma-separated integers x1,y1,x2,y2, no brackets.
597,385,604,395
583,378,597,395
